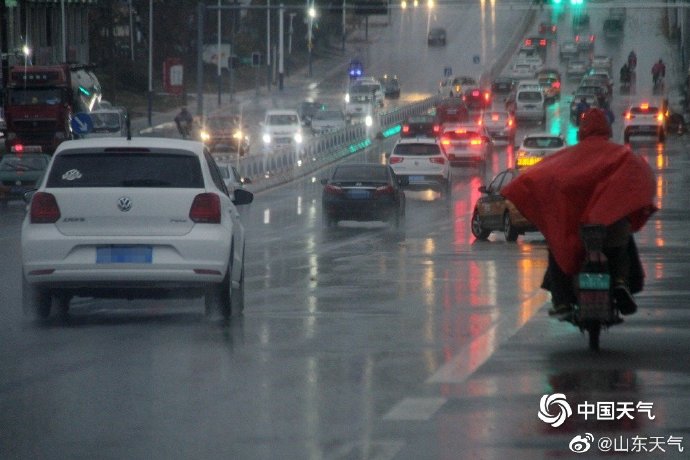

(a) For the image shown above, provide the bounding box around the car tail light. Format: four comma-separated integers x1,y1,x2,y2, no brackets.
440,138,451,146
433,124,440,133
374,185,395,197
539,39,547,46
641,102,649,110
12,144,24,153
525,39,532,46
402,125,410,133
429,157,446,165
589,35,595,42
455,129,467,134
389,156,404,164
657,112,665,122
552,81,561,89
472,89,480,97
189,193,221,223
575,35,580,43
507,118,514,127
625,112,633,120
470,138,483,146
551,25,557,32
484,91,491,101
491,114,499,121
30,192,61,224
324,184,345,195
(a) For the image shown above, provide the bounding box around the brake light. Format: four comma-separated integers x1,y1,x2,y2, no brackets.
539,39,547,46
470,138,483,146
472,89,480,97
324,184,345,195
484,91,491,101
440,138,451,146
525,39,532,46
625,112,633,120
455,129,467,134
589,35,595,42
552,81,561,89
575,35,580,42
13,144,24,153
491,114,499,121
189,193,221,223
507,118,514,127
433,124,440,133
402,125,410,133
657,112,665,122
640,102,649,110
551,25,557,32
30,192,61,224
389,156,404,164
374,185,395,197
429,157,446,165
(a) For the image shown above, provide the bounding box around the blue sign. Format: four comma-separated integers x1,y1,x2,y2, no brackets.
473,55,481,64
71,112,93,135
443,66,452,77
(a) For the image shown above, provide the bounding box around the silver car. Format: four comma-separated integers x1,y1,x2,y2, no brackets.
21,137,253,320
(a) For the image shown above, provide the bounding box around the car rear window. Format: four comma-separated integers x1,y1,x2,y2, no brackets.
268,114,299,125
333,165,388,182
443,131,481,140
46,152,203,188
517,91,542,102
484,112,508,122
523,137,564,148
631,107,659,114
407,116,434,124
393,143,442,156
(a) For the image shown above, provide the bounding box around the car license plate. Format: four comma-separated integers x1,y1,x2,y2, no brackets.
408,175,424,183
347,189,371,199
97,245,153,264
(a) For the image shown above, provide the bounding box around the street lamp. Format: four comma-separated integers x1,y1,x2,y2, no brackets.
401,1,407,9
307,4,316,77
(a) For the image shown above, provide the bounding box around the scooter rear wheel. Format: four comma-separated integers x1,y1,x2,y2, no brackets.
587,323,601,351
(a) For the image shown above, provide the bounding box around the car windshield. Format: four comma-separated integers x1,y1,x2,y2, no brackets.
523,137,564,148
0,155,47,171
393,143,441,156
207,117,238,130
268,114,299,125
91,112,123,133
46,152,203,188
313,111,344,121
452,77,476,85
332,165,388,182
350,84,378,94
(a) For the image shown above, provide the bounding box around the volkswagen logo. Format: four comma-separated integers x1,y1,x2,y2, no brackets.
117,196,133,212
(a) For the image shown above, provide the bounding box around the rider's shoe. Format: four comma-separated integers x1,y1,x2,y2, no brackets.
548,303,574,318
612,284,637,315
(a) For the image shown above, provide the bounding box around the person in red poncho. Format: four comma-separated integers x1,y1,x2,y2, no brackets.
501,108,657,317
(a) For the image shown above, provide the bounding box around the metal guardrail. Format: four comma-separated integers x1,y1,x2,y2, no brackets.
227,95,442,191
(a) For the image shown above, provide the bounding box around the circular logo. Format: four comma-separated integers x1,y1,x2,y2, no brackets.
117,196,133,212
569,433,594,453
538,393,572,427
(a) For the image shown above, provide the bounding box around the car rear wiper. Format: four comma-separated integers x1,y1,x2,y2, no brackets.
120,179,173,187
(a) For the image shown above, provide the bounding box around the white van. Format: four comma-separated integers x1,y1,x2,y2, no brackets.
514,87,545,123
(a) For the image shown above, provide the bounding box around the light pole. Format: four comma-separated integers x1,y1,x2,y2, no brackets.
147,0,153,126
308,3,316,77
288,12,296,76
278,4,285,90
61,0,66,62
217,0,222,107
267,0,271,91
342,0,346,52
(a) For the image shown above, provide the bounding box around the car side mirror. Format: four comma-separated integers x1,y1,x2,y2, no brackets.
478,185,488,194
320,178,329,185
397,176,409,186
23,189,36,204
232,188,254,206
384,152,391,159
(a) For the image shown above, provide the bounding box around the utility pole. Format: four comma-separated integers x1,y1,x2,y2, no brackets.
279,5,284,90
266,0,271,91
217,0,222,107
147,0,153,126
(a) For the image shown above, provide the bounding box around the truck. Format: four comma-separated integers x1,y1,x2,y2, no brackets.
3,64,102,154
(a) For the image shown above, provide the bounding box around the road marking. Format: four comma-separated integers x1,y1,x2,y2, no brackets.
382,397,447,421
427,290,549,384
329,440,405,460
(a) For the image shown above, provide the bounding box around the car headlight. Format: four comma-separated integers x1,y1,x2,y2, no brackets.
345,93,350,103
365,115,373,127
294,132,303,144
200,130,210,142
233,130,242,139
262,133,271,144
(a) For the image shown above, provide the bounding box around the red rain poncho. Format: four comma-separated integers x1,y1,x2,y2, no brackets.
501,109,657,275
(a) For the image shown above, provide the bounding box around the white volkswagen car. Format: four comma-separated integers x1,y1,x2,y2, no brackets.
515,133,565,168
21,137,253,320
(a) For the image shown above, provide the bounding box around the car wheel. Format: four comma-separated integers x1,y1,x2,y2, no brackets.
658,130,666,143
230,262,245,315
624,130,631,144
471,209,491,240
56,294,71,317
503,212,519,242
22,276,51,319
205,263,231,319
323,213,337,228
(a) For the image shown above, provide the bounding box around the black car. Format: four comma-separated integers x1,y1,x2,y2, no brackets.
321,163,406,228
199,115,250,155
428,27,447,46
435,98,470,124
379,75,401,98
298,100,324,126
491,77,516,100
401,114,440,138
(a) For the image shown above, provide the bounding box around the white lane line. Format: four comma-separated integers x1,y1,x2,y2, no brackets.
382,397,447,421
427,290,549,384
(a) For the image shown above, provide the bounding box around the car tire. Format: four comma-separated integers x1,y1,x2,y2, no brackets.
205,263,231,319
471,209,491,240
624,130,631,144
230,262,245,315
22,276,51,319
323,213,338,228
658,130,666,143
503,212,519,242
56,294,71,317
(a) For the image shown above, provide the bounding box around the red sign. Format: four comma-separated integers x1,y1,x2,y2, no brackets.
163,58,184,95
